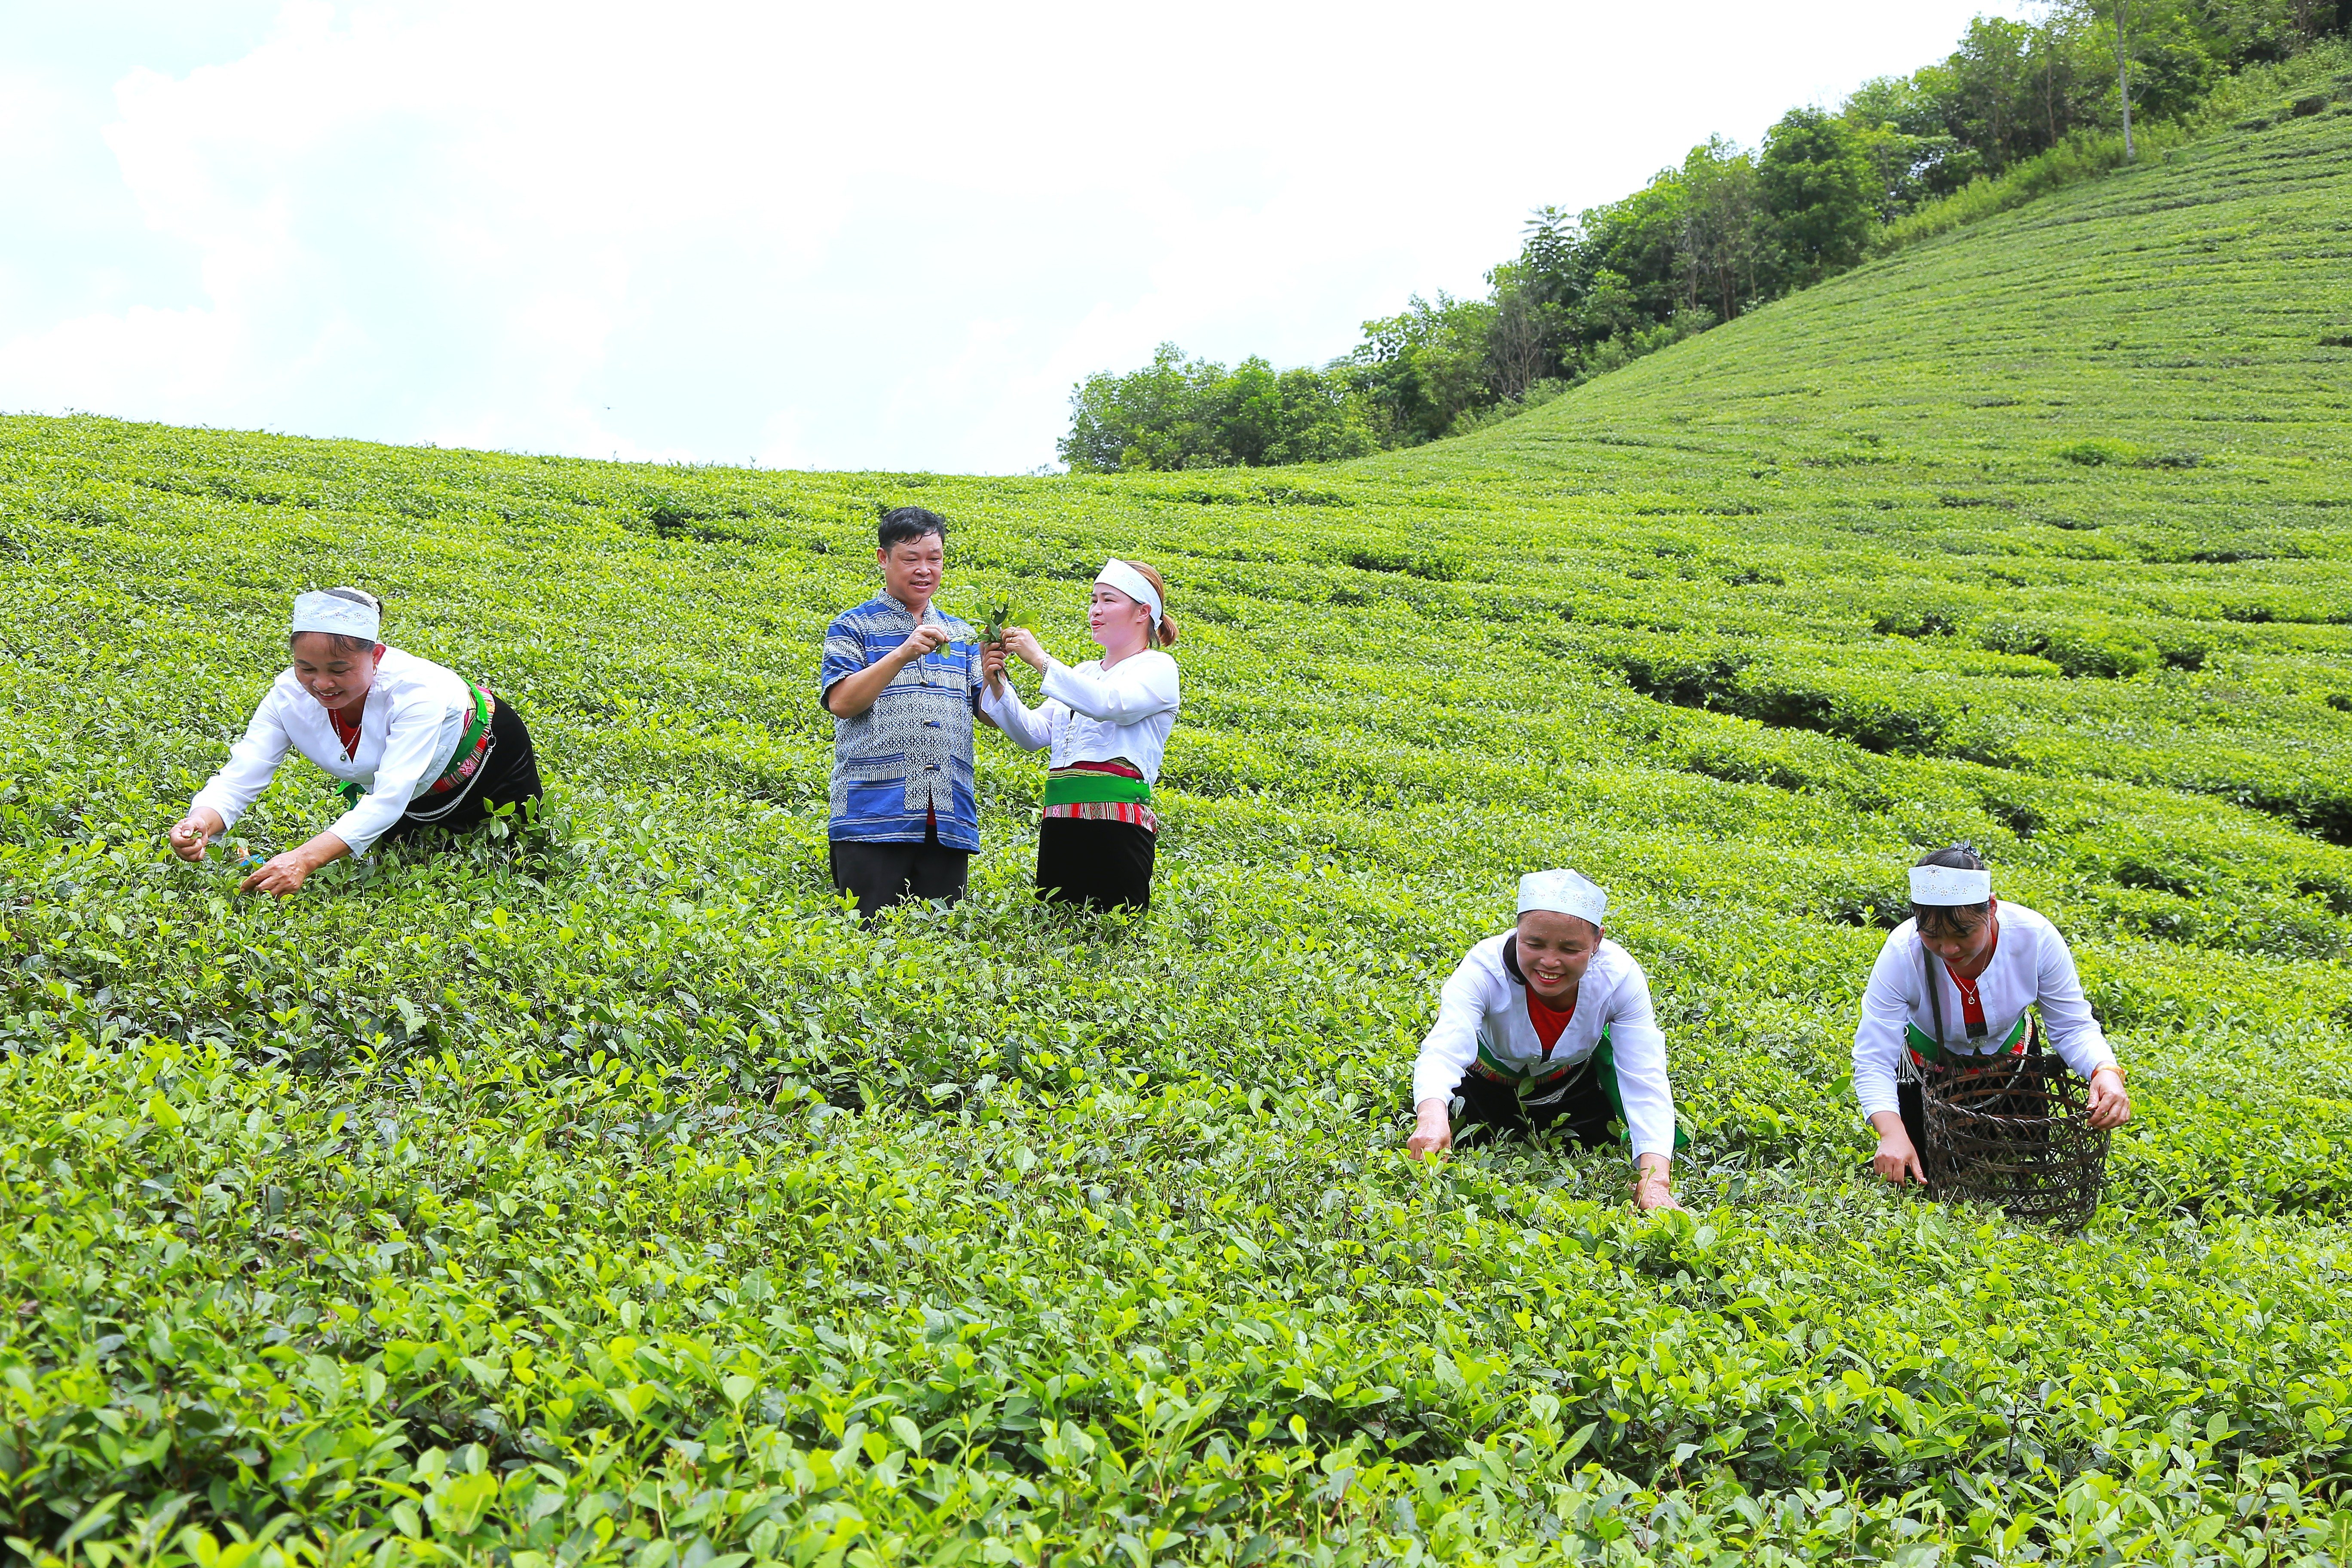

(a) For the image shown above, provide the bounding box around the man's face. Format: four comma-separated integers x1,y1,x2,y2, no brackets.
880,534,945,607
1516,910,1601,996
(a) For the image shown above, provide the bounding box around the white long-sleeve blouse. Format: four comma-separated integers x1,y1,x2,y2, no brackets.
188,647,476,858
1851,901,2118,1119
1411,932,1678,1161
979,650,1181,785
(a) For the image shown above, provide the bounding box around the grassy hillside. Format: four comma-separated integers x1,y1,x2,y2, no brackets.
3,99,2351,1566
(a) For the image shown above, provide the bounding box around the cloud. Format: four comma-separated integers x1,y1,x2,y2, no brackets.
1,0,2037,472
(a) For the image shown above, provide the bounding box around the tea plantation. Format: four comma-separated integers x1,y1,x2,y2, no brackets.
3,81,2352,1568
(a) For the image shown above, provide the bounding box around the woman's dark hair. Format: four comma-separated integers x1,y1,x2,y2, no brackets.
1117,558,1179,649
878,506,947,552
1912,842,1992,938
289,586,382,656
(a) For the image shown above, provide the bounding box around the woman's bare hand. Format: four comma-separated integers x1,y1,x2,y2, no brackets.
1406,1098,1452,1159
239,851,314,897
169,808,224,863
2086,1067,2132,1130
235,832,350,897
1000,627,1049,672
1632,1155,1682,1211
1868,1112,1927,1185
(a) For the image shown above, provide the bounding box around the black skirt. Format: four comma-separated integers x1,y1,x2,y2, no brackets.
1451,1060,1619,1150
1035,816,1155,913
377,695,544,848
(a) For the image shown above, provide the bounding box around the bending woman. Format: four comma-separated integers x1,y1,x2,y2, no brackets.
1406,870,1682,1211
168,588,544,895
1856,845,2132,1185
980,560,1180,913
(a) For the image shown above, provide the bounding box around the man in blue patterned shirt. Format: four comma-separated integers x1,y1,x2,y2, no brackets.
819,507,985,918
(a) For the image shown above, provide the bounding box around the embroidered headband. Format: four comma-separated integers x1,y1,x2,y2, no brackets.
1517,868,1607,927
291,588,380,642
1909,864,1993,905
1095,560,1163,624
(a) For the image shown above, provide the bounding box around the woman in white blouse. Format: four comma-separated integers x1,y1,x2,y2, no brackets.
168,587,544,896
1406,869,1682,1211
980,560,1181,912
1856,845,2132,1185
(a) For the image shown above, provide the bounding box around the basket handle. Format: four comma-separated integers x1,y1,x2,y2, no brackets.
1922,942,1946,1052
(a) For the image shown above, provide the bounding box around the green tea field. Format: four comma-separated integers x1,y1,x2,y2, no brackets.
3,78,2352,1568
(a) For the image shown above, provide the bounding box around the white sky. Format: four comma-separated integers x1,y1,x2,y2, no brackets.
0,1,2034,474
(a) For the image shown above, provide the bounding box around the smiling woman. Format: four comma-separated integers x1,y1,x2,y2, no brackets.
166,586,544,895
1406,868,1684,1210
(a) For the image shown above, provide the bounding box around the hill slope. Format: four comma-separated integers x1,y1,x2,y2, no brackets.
3,103,2351,1563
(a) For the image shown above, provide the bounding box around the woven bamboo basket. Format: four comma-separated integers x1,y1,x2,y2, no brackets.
1918,1054,2109,1230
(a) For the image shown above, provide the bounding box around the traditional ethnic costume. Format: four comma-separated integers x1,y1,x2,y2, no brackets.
1853,865,2119,1161
188,592,542,858
1411,870,1680,1160
980,563,1180,913
819,591,983,918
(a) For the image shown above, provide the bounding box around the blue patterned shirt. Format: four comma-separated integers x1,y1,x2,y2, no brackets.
818,593,982,849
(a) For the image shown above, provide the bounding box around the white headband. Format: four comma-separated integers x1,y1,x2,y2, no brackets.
1910,864,1992,906
1517,868,1607,927
291,589,380,642
1095,560,1163,624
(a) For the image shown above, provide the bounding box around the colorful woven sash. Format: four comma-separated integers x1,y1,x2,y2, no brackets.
1906,1011,2031,1069
1473,1029,1592,1087
1041,759,1157,830
1043,763,1150,808
337,683,496,807
1468,1025,1689,1150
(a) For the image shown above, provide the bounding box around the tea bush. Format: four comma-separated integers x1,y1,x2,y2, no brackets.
2,103,2351,1567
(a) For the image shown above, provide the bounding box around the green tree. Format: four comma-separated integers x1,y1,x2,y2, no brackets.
1676,138,1765,320
1058,345,1378,473
1758,107,1879,285
1346,294,1500,446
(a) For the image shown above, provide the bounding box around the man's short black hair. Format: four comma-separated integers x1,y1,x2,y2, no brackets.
879,506,947,552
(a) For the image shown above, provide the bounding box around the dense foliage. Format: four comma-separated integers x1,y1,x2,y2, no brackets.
4,99,2352,1566
1062,14,2350,471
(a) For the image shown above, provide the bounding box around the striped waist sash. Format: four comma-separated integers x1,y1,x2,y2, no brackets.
1905,1012,2033,1070
1469,1026,1611,1089
1044,763,1149,807
1042,759,1156,830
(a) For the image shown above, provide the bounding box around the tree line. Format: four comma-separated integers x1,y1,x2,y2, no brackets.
1060,0,2349,473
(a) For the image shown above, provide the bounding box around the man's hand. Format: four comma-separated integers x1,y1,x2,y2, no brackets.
168,807,224,863
1000,627,1050,673
1868,1110,1926,1185
827,622,956,718
1406,1097,1452,1159
2086,1066,2132,1130
897,623,952,665
1632,1155,1682,1211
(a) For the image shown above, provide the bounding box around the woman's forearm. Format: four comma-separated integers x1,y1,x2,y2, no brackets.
294,831,352,871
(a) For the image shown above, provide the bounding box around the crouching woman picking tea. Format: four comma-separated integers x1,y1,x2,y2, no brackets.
168,588,544,895
1406,870,1683,1211
1856,846,2132,1187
